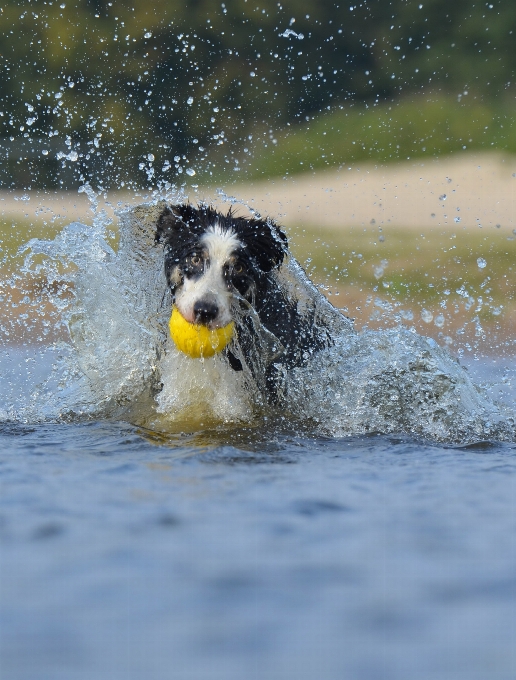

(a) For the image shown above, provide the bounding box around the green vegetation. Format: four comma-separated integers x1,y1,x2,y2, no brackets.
291,224,513,303
288,223,516,341
236,94,516,180
0,0,515,188
0,218,61,257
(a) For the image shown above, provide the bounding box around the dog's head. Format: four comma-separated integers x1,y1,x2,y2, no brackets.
155,204,288,329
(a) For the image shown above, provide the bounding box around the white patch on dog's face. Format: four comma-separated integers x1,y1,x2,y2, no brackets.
201,223,242,266
175,223,242,329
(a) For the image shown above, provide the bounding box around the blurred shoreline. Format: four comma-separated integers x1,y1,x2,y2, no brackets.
1,151,515,233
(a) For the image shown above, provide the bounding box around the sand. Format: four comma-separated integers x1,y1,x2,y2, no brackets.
1,151,515,234
231,152,516,233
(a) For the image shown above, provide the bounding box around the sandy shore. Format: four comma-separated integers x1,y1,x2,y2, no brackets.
1,151,515,233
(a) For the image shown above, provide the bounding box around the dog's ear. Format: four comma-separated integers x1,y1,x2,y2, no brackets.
239,218,288,272
155,205,191,249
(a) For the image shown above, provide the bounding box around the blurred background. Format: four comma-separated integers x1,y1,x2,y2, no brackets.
0,0,514,189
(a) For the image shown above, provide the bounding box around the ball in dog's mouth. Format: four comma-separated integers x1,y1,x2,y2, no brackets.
169,306,234,358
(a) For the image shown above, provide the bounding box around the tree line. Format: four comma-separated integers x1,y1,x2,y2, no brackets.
0,0,514,188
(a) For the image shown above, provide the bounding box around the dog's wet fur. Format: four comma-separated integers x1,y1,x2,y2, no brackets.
155,203,348,395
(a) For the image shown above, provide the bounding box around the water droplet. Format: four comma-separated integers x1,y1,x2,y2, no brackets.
144,32,152,39
439,194,447,201
434,314,445,328
421,309,433,323
186,168,196,177
454,217,461,223
477,258,487,269
373,259,388,279
279,28,304,39
186,97,194,105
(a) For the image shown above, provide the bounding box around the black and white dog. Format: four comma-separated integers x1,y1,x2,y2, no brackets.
155,203,354,398
76,199,509,440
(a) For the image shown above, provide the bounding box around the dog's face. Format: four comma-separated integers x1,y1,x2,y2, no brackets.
156,204,287,330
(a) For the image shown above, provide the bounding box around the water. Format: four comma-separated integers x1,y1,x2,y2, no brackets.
2,200,516,679
1,414,516,680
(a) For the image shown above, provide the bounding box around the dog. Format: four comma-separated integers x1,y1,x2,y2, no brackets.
63,200,511,440
154,203,355,399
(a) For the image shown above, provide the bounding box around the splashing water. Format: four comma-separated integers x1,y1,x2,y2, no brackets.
2,198,514,443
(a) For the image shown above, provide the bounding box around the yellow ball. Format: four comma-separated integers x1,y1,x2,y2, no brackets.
169,306,234,358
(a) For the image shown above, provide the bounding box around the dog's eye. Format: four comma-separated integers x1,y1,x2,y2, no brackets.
184,254,205,277
232,262,245,275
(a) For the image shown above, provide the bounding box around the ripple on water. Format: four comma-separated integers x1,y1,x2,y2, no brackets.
0,423,515,679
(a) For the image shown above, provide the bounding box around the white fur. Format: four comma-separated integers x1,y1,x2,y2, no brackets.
156,348,254,427
201,223,241,262
174,224,242,329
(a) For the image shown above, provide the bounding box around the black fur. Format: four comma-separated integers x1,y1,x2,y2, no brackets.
156,203,341,397
156,204,287,287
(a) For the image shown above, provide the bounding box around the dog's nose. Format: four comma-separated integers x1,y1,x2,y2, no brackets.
193,299,219,324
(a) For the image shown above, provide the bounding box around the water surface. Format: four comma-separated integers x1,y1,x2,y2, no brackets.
1,356,516,680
